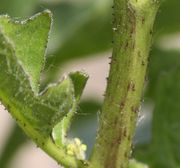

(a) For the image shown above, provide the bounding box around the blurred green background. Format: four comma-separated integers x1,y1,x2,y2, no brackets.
0,0,180,168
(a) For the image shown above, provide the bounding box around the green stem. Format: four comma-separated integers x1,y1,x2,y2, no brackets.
0,92,84,168
4,103,83,168
87,0,160,168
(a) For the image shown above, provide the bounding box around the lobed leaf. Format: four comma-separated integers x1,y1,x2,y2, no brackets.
0,10,88,166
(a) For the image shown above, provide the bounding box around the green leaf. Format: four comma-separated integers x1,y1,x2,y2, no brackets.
0,10,51,93
69,72,89,101
51,72,89,159
148,68,180,168
135,67,180,168
41,0,112,83
147,48,180,98
0,0,38,17
155,0,180,36
42,0,180,84
51,72,89,148
0,10,88,167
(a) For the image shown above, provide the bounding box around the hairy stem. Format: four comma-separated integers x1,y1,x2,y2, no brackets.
87,0,160,168
1,98,83,168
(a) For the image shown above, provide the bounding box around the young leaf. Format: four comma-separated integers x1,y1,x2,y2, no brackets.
0,10,51,93
52,72,89,160
0,10,88,167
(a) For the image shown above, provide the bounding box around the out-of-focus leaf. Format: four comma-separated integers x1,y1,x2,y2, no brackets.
0,125,27,168
147,48,180,98
0,0,38,17
135,67,180,168
49,13,111,62
42,0,112,54
42,0,180,83
154,0,180,36
40,0,112,83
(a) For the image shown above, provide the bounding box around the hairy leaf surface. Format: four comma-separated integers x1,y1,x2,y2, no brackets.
0,10,88,144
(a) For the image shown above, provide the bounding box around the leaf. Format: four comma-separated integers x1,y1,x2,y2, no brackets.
42,0,180,84
135,67,180,168
0,10,51,93
51,72,89,149
41,0,112,83
148,68,180,168
0,0,38,17
44,0,112,55
0,10,88,166
147,48,180,98
51,72,89,140
154,0,180,36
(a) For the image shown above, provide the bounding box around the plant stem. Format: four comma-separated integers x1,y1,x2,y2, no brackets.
1,99,83,168
87,0,160,168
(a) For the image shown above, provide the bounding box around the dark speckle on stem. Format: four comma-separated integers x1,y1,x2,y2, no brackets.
123,128,127,137
142,17,145,24
120,101,125,110
131,106,139,114
142,60,145,66
127,81,135,91
125,42,129,49
150,29,153,35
